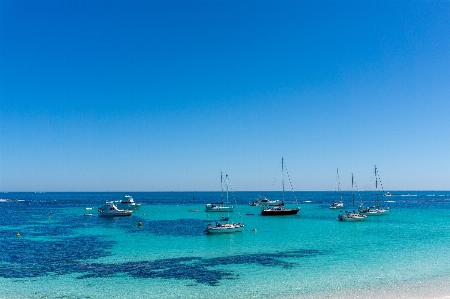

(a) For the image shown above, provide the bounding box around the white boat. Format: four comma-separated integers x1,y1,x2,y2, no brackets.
384,192,392,196
338,212,367,222
359,166,390,216
329,201,344,209
359,205,390,216
205,172,234,212
330,169,344,209
98,202,133,217
206,174,244,234
249,195,284,206
206,222,244,233
205,203,234,212
114,195,142,211
337,173,366,222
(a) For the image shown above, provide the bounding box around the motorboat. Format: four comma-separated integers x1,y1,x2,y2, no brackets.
114,195,142,211
249,196,284,206
329,201,344,209
98,202,133,217
206,221,244,234
338,211,367,222
261,206,300,216
205,202,233,212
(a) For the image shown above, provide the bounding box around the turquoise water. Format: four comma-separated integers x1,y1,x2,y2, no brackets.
1,191,450,298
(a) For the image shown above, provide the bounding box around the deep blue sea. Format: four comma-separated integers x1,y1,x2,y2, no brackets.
1,191,450,298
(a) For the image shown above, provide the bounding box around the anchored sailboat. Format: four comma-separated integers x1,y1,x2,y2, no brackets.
329,168,344,209
261,158,300,216
205,172,234,212
206,174,244,234
338,173,366,222
358,165,390,216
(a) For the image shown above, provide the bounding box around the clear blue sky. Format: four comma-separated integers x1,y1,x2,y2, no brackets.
1,0,449,192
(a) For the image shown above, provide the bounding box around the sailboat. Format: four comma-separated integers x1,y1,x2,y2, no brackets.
206,174,244,234
261,158,300,216
329,168,344,209
205,172,234,212
338,173,366,222
358,165,390,216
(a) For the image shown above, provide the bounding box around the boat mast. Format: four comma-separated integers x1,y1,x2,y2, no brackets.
337,168,342,201
220,171,223,202
225,174,230,220
282,157,285,202
226,174,229,204
351,173,354,207
374,165,378,204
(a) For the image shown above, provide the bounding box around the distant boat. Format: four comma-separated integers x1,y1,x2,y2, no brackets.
358,166,390,216
384,192,392,196
206,174,244,234
329,201,344,209
338,211,366,222
330,168,344,209
338,173,366,222
205,203,234,212
261,158,300,216
249,195,284,207
205,172,234,212
114,195,142,211
98,202,133,217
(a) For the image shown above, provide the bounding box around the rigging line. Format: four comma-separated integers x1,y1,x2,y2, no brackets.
376,170,385,192
352,176,364,206
220,171,224,202
375,169,389,208
336,168,342,201
283,160,299,204
271,172,279,191
227,176,244,224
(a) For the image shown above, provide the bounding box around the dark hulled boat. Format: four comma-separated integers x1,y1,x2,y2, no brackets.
260,157,301,216
261,206,300,216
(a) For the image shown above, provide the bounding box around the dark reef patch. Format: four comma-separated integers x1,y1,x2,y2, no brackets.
0,236,114,278
75,250,323,286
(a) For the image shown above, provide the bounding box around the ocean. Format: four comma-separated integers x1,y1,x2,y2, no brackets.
1,191,450,298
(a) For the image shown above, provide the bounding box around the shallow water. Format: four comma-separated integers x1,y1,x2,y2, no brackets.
1,191,450,298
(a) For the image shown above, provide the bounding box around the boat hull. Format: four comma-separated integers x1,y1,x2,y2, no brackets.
99,212,132,217
340,216,366,222
261,208,300,216
329,205,343,209
98,202,133,217
206,224,244,234
338,213,366,222
205,207,234,212
363,210,390,216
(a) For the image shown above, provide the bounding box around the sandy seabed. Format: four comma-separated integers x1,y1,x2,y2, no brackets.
283,276,450,299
